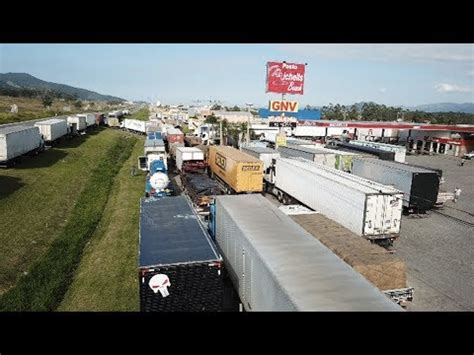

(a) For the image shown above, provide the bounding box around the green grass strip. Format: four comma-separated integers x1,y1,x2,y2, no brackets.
0,135,137,311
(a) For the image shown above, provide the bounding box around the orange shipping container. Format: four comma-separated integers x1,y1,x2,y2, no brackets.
208,145,263,193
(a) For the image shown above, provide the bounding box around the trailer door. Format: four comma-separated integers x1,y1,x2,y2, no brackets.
365,194,388,237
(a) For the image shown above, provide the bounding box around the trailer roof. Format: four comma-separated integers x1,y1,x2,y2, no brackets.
241,146,280,155
280,144,336,155
216,194,401,311
139,196,220,268
300,145,359,155
176,147,204,153
0,125,38,135
353,157,438,174
336,142,396,159
349,141,406,152
144,139,165,147
210,145,261,163
280,158,402,195
34,118,67,125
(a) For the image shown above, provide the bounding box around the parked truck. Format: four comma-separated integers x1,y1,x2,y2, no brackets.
76,113,96,129
268,158,403,246
278,144,337,167
240,146,280,182
175,147,207,173
349,140,406,163
351,158,440,213
67,115,87,133
331,141,395,160
165,128,184,144
34,118,68,144
0,125,45,167
208,145,264,194
139,196,224,311
208,194,401,311
122,119,146,134
138,138,168,171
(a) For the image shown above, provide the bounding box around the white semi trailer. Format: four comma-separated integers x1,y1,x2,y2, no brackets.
0,125,45,167
267,157,404,246
34,118,68,143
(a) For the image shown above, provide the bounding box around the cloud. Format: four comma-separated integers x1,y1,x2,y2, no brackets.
276,44,474,65
379,88,387,93
435,83,473,93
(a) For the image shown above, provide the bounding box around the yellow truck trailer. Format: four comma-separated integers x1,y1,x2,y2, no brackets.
208,145,264,193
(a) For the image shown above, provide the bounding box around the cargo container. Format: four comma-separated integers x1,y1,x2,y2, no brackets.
287,210,413,305
139,196,224,311
175,147,205,172
296,145,362,172
147,131,162,140
76,113,96,128
270,158,403,243
34,118,68,143
123,119,146,134
349,141,406,162
332,141,395,160
138,138,167,171
168,142,185,159
351,158,440,212
165,128,184,144
208,145,263,193
106,117,120,128
0,125,44,166
240,146,280,182
67,115,87,132
278,144,336,168
209,194,401,311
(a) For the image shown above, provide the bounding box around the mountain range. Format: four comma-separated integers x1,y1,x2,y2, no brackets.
410,103,474,114
0,73,124,102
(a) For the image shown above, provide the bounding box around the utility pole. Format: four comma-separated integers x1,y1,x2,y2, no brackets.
246,103,253,143
220,119,223,146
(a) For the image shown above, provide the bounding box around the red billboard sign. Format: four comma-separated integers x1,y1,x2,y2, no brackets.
266,61,305,95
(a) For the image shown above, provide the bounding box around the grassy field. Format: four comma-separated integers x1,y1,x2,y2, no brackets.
0,133,137,311
0,129,137,307
0,95,116,124
58,138,145,311
127,107,149,121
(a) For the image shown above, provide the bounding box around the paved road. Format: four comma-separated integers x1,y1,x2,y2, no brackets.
397,154,474,311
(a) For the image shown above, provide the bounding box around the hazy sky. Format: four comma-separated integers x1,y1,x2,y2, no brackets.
0,44,473,107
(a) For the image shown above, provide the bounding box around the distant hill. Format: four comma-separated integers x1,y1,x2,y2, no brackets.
411,103,474,114
0,73,124,102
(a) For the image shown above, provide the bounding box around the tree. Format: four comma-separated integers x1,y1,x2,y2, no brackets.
74,100,82,110
42,95,53,108
210,104,222,111
204,114,219,124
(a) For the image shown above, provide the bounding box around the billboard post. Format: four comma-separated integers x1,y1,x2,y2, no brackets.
265,61,307,144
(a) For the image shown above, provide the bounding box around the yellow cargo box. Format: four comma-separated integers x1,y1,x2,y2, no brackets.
208,145,264,193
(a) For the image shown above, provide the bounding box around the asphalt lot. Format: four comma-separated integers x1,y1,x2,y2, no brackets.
396,154,473,311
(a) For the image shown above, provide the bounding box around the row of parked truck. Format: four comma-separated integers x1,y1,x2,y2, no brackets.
137,124,424,311
0,113,105,167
